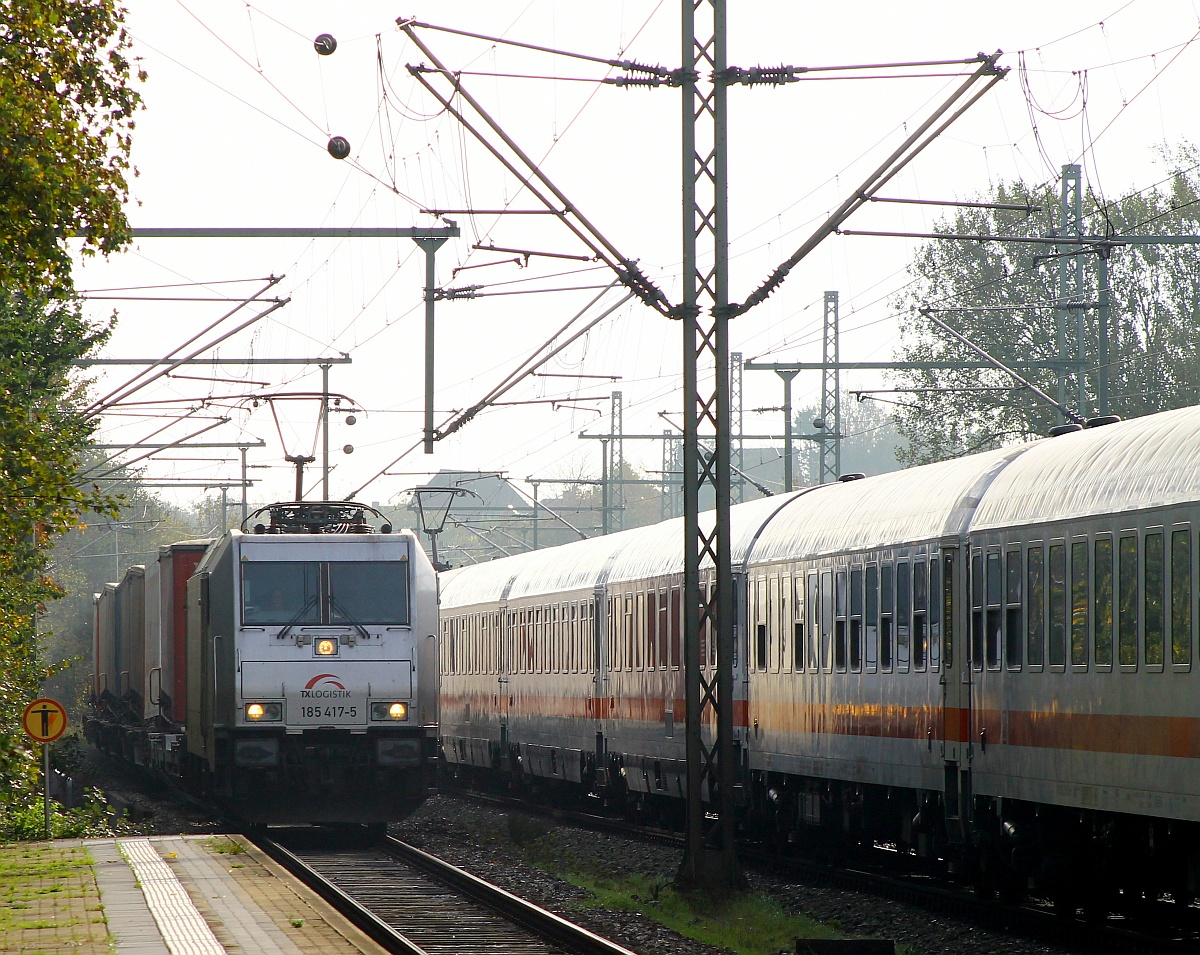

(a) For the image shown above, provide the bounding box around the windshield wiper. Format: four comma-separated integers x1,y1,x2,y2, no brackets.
276,594,319,642
328,595,372,642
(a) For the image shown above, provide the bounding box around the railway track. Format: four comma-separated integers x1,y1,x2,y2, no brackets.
249,828,639,955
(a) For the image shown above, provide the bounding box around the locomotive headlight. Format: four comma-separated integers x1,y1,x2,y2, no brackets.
371,701,408,721
315,637,338,656
245,702,283,722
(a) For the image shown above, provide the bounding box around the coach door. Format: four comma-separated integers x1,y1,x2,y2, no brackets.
939,542,971,840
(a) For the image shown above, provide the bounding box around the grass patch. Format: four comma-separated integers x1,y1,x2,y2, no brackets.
0,844,99,936
492,812,853,955
204,837,245,856
574,870,834,955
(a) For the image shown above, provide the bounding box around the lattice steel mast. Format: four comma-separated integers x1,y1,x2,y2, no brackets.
678,0,738,891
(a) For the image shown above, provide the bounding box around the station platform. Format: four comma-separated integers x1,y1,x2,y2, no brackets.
12,834,388,955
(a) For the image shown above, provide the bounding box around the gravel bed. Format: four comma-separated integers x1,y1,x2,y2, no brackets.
393,795,1084,955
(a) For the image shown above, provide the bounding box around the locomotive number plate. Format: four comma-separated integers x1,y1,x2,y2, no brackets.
290,690,367,724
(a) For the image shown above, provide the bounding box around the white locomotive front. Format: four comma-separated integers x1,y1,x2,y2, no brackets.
181,502,439,825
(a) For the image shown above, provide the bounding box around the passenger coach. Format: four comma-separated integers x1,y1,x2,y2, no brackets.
439,406,1200,910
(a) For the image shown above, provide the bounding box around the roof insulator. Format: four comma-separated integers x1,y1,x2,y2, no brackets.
838,472,866,482
1085,415,1122,428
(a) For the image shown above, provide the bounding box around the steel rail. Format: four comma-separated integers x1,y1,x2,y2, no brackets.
381,836,640,955
249,834,429,955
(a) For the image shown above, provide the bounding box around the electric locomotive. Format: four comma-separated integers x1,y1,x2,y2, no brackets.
439,406,1200,912
87,501,439,826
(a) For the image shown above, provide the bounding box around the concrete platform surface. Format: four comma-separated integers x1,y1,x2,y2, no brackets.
0,834,389,955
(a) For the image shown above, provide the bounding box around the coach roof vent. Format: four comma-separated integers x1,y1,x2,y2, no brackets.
1048,423,1084,437
838,472,866,482
1085,414,1122,429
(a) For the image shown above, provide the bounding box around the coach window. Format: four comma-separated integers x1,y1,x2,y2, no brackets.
865,563,879,672
754,577,767,670
792,576,805,671
929,556,941,670
553,605,562,673
896,561,911,672
807,572,820,670
1094,537,1114,667
1118,535,1138,668
985,551,1003,670
880,562,894,671
1005,549,1023,668
971,552,984,671
633,592,645,672
1145,530,1165,670
834,569,848,671
1048,542,1067,668
912,561,927,670
1027,545,1045,667
624,597,633,671
1070,541,1089,667
942,552,955,668
780,574,792,672
821,570,834,672
670,586,682,668
850,565,864,671
770,575,782,673
1172,527,1192,668
648,588,659,669
658,588,670,669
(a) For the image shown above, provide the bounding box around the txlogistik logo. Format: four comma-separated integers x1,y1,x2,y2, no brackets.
301,673,352,698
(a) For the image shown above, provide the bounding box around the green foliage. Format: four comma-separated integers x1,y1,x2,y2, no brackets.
890,146,1200,464
0,789,117,841
0,290,118,809
0,0,144,294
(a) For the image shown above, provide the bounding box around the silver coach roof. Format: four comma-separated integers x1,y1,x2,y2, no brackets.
745,444,1026,564
970,404,1200,530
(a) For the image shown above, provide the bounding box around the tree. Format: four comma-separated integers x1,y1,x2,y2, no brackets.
0,0,144,294
792,395,909,483
888,147,1200,465
0,292,118,801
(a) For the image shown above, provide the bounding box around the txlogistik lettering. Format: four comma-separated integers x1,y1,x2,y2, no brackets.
300,689,353,699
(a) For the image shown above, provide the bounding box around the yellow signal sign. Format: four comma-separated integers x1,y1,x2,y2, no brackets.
22,698,67,743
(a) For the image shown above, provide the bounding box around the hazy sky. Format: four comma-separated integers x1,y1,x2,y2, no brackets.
75,1,1200,514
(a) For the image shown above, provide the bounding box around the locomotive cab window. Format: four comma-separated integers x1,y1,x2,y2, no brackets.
243,560,410,627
